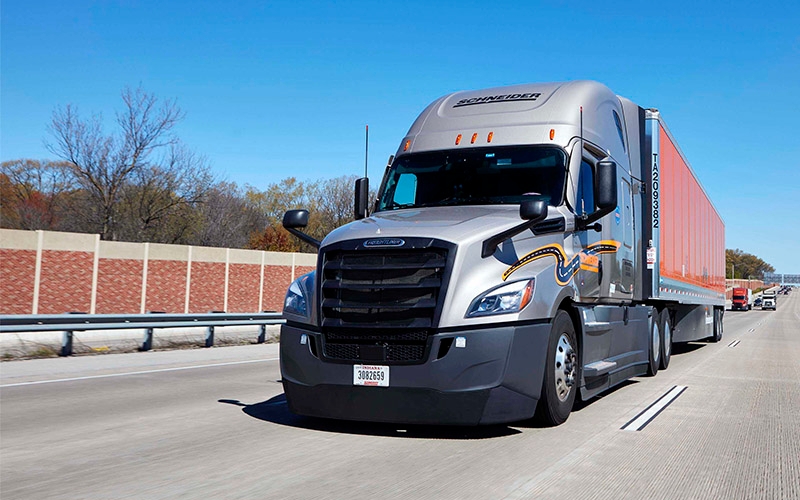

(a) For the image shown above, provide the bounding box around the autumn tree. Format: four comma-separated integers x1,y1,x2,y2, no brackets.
246,175,367,253
0,159,73,230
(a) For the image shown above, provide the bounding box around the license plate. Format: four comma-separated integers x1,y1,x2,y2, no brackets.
353,364,389,387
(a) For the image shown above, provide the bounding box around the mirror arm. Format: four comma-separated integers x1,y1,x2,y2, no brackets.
482,220,537,258
285,228,321,249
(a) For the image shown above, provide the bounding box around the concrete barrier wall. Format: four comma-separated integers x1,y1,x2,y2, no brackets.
724,279,766,300
0,229,316,315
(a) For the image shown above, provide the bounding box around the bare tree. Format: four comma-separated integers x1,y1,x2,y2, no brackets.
116,142,213,243
46,87,194,240
195,181,265,248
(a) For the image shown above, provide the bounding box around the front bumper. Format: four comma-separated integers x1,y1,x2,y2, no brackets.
279,322,551,425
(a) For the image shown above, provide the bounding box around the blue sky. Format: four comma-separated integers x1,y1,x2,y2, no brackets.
2,0,798,273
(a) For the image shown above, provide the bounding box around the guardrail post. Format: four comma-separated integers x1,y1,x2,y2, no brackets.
60,330,73,356
205,311,224,348
140,311,164,351
257,324,267,343
205,325,215,347
141,328,154,351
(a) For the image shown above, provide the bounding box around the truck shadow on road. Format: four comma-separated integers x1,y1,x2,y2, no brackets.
218,394,522,440
672,342,706,355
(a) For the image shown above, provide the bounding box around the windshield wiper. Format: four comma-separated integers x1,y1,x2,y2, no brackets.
436,196,491,206
385,202,419,210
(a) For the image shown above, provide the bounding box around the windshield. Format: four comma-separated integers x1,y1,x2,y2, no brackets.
376,146,567,211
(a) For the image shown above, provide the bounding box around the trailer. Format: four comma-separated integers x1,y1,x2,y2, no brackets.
279,80,725,426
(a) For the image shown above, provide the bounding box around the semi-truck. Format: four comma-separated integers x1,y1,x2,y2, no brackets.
762,290,777,310
731,287,753,311
279,80,726,426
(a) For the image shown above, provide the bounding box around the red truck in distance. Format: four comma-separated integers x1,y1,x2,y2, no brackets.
731,287,753,311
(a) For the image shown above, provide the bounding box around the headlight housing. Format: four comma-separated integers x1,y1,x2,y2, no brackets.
284,272,314,318
467,279,534,317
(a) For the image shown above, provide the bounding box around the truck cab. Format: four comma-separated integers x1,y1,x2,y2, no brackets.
731,287,752,311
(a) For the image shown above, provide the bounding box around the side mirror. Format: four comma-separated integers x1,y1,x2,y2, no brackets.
354,177,369,220
283,209,309,229
595,160,617,212
282,209,320,249
520,199,548,223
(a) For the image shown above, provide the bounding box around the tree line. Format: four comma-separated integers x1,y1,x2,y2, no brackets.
1,87,363,253
725,249,774,280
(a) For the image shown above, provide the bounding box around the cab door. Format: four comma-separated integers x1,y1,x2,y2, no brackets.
573,157,601,299
612,177,636,299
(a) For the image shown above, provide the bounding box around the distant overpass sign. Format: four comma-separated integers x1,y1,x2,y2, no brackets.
763,273,800,285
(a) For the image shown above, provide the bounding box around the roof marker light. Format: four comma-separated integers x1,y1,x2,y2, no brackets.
403,140,411,151
471,133,478,144
487,132,494,143
455,134,462,145
550,129,555,140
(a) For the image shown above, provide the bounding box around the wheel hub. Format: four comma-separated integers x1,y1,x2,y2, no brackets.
555,334,576,402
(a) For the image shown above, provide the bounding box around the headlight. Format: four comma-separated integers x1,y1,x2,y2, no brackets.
284,272,313,318
467,279,534,317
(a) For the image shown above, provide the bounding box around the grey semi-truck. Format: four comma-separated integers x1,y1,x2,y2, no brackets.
279,80,726,426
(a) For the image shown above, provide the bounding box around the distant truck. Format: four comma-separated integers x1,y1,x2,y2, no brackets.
280,80,726,426
731,287,753,311
762,291,777,310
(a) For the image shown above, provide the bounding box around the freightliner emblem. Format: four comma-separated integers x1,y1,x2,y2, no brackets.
364,238,405,248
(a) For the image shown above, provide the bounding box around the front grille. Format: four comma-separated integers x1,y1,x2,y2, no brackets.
323,332,429,363
318,243,450,364
320,247,448,329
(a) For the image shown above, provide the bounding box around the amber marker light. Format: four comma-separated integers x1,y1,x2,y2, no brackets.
403,140,411,151
487,132,494,143
455,134,462,145
549,129,555,140
470,133,478,144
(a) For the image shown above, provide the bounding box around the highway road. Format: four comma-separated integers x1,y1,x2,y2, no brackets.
1,293,798,499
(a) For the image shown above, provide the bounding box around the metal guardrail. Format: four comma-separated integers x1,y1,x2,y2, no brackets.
0,312,286,356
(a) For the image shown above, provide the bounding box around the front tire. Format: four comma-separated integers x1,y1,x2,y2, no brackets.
536,310,578,426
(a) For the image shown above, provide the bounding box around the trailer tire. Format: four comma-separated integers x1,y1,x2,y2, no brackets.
646,311,660,377
658,310,671,370
711,308,723,342
536,310,578,426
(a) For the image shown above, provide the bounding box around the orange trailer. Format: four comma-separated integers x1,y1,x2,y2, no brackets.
644,112,725,341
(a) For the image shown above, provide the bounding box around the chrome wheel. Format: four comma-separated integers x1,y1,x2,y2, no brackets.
663,316,671,359
554,333,576,402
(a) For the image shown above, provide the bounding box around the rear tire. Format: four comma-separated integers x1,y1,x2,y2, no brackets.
536,310,578,426
710,308,723,342
646,310,660,376
658,309,672,370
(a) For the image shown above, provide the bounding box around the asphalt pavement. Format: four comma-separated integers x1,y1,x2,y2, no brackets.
1,293,798,499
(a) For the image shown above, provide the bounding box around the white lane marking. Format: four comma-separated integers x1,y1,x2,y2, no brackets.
728,340,741,348
621,385,687,431
0,357,280,388
748,328,755,333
